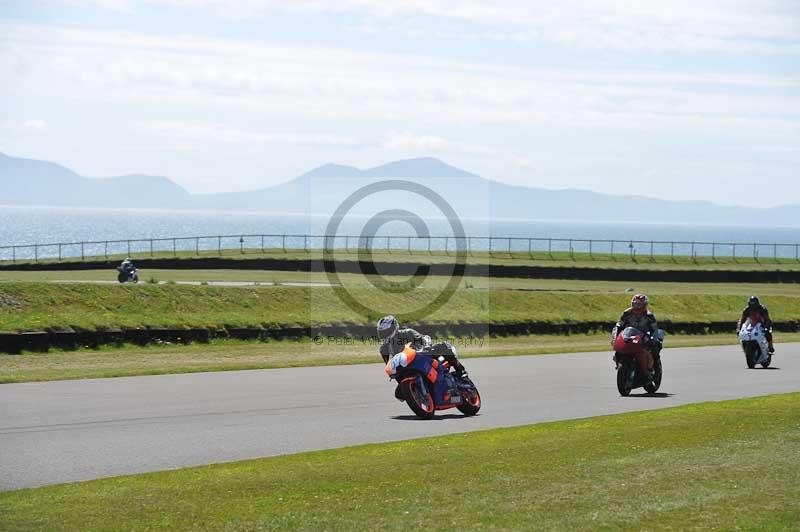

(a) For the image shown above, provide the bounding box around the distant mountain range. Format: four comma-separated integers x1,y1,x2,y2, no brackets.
2,151,798,225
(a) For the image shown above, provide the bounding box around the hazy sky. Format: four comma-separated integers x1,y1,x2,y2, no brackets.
1,1,799,207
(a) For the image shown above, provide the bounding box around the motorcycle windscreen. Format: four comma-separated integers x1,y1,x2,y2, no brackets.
622,327,643,342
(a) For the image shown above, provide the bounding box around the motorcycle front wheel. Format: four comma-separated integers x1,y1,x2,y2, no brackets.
744,343,757,369
400,375,435,420
456,382,481,416
616,359,634,396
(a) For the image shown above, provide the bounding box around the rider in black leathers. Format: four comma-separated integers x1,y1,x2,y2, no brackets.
737,296,775,353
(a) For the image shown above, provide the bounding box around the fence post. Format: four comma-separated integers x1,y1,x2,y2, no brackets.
488,236,492,255
196,237,200,256
105,241,108,259
569,239,574,259
588,239,592,259
650,241,654,261
670,241,674,260
611,241,615,258
428,236,432,254
304,235,309,253
81,243,85,261
548,238,552,259
58,243,62,262
445,236,449,255
150,239,153,257
173,238,176,257
753,243,757,262
387,236,391,254
528,238,532,258
218,236,221,256
34,244,38,263
774,243,778,262
240,236,245,255
796,243,799,262
711,243,716,262
282,234,286,252
690,242,695,262
261,235,265,253
11,245,15,263
127,240,131,257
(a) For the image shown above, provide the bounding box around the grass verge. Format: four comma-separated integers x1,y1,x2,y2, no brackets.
3,268,800,297
3,333,799,383
1,392,798,530
2,281,800,332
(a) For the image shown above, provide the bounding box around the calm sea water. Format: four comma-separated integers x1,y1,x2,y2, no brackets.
1,206,798,260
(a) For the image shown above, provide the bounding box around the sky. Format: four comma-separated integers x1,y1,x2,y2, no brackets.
0,0,799,207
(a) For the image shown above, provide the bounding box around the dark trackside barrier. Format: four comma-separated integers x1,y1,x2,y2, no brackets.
2,256,800,283
2,320,798,354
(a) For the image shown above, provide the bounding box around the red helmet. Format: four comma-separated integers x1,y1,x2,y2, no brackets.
631,294,649,313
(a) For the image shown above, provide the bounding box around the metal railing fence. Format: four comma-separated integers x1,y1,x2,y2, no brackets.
2,233,800,264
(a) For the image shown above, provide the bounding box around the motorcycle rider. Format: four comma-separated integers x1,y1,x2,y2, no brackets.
377,315,468,400
119,257,135,273
612,294,661,381
737,296,774,353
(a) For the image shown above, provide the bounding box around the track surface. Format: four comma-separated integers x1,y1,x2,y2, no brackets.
1,343,798,491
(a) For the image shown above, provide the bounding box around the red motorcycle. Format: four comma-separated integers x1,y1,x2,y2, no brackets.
612,327,663,396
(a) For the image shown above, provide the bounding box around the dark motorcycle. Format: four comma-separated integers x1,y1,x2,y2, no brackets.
116,265,139,284
388,350,481,419
612,327,664,396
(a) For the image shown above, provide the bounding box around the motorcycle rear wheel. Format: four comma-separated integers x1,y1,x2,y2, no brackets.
616,360,633,397
456,383,481,416
400,376,435,420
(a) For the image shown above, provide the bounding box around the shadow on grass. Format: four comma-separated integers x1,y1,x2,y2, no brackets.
627,392,674,398
392,413,476,421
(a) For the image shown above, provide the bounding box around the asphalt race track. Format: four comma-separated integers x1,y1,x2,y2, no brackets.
1,343,798,491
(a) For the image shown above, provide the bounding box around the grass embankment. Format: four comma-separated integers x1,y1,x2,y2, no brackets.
5,245,800,271
2,282,800,331
2,393,798,530
3,269,800,296
6,332,797,384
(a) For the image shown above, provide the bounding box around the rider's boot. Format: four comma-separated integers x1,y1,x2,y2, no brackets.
769,343,775,353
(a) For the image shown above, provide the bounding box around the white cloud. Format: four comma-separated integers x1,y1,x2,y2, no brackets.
62,0,800,54
140,121,360,147
2,23,798,136
20,119,49,132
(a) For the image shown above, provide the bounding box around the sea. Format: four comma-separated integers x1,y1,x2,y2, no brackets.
1,206,798,261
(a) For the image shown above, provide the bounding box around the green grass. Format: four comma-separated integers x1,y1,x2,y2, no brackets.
3,268,800,296
2,393,798,530
1,281,799,332
5,245,800,271
5,332,796,383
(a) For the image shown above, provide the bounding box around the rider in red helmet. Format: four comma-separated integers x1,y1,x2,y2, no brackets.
612,294,661,380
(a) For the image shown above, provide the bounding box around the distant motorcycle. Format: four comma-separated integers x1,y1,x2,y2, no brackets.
613,327,664,396
388,349,481,419
116,265,139,284
738,320,771,369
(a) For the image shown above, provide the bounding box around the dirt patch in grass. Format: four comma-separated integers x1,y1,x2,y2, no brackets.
0,292,23,311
